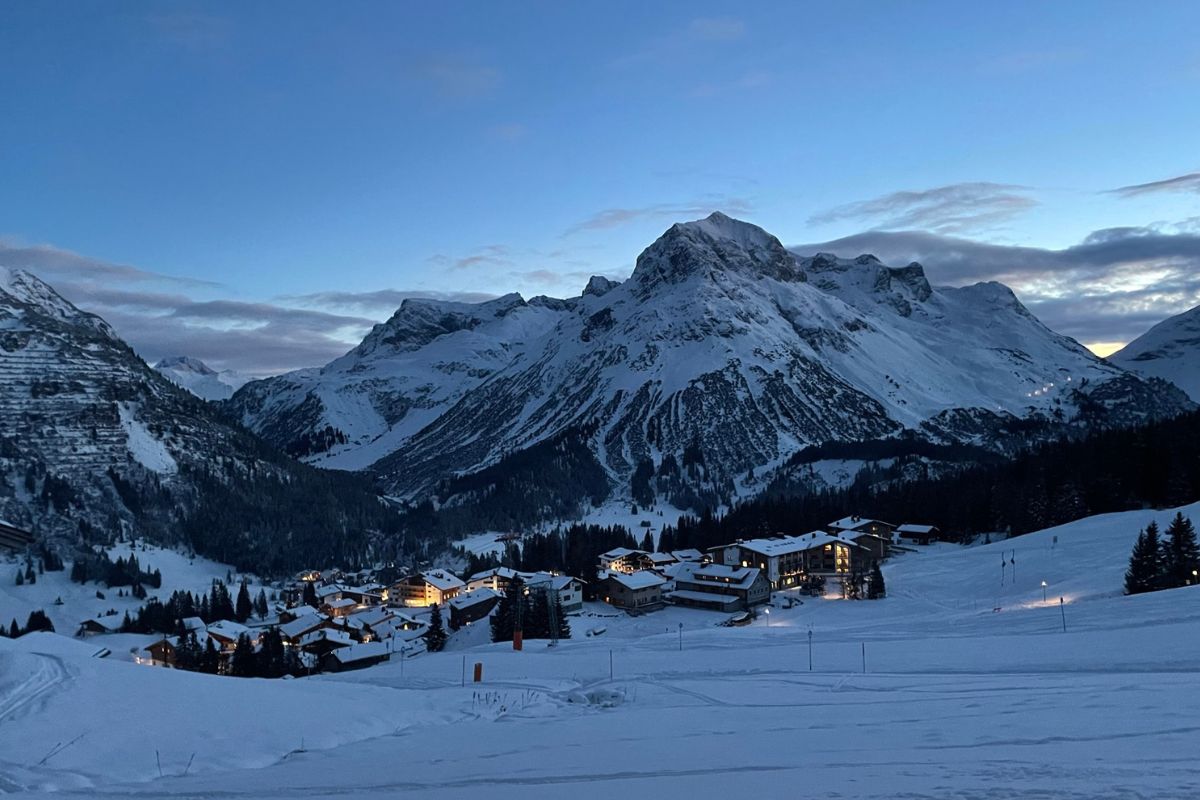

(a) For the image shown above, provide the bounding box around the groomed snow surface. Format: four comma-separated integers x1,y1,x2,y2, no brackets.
4,503,1200,798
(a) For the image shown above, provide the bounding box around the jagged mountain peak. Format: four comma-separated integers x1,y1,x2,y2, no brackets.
0,266,116,339
352,292,528,358
583,275,619,297
154,355,218,376
632,213,806,294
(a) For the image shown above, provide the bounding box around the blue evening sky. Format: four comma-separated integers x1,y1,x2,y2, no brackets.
1,1,1198,371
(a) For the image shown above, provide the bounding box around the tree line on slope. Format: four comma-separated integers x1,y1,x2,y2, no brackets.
660,409,1200,553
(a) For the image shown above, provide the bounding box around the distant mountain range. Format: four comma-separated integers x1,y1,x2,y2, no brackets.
1111,305,1200,403
225,213,1194,518
154,356,251,402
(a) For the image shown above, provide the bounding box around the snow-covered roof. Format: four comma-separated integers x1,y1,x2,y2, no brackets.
607,570,666,591
829,516,891,532
348,608,396,628
670,549,704,562
448,587,501,610
647,552,677,565
78,615,122,632
668,589,740,606
298,628,354,648
324,597,358,610
736,532,839,557
897,524,937,534
316,583,345,598
331,641,389,665
279,613,328,639
181,616,206,631
205,620,250,640
600,547,644,560
467,566,523,584
675,562,761,590
421,570,465,591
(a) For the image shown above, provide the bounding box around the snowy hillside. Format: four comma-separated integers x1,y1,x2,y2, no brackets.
3,502,1200,798
229,214,1190,509
1111,304,1200,402
153,356,250,402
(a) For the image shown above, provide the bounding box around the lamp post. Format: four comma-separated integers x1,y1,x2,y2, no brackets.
1041,581,1047,603
763,607,771,627
678,622,683,652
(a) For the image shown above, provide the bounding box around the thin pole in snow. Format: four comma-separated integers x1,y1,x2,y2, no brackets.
461,655,466,687
678,622,683,652
609,649,614,681
808,629,813,672
1059,597,1067,632
861,642,866,673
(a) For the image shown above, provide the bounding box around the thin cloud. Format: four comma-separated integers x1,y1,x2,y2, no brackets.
686,17,746,42
795,225,1200,345
613,16,747,68
809,182,1039,235
427,244,513,271
1109,172,1200,198
0,240,220,289
282,289,499,315
690,70,771,98
563,198,754,236
407,55,501,99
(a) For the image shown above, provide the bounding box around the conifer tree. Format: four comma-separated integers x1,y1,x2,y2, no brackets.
8,619,19,638
230,634,256,677
868,563,886,599
235,582,253,623
201,637,221,674
302,581,318,609
1162,513,1200,589
15,570,23,586
1125,524,1161,594
424,603,447,652
490,577,525,643
254,589,269,619
640,531,654,552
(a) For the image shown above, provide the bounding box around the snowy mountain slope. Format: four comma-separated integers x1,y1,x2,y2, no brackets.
153,356,250,402
1110,304,1200,402
229,214,1191,508
0,266,394,561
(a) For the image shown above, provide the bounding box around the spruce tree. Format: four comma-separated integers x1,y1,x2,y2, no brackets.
230,634,256,677
490,577,524,643
424,603,447,652
1162,513,1200,589
8,619,19,638
254,589,269,619
235,582,253,623
302,581,318,609
868,563,886,599
1125,524,1161,594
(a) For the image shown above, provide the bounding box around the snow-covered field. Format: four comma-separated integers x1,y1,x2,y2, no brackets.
0,541,271,661
4,503,1200,798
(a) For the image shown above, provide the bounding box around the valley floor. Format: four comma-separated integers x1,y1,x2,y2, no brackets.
3,503,1200,798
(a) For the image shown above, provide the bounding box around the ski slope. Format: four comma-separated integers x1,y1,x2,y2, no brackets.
3,502,1200,798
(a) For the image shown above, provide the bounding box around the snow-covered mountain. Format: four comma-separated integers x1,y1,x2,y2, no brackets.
228,214,1192,510
1110,305,1200,402
0,266,394,563
154,356,250,402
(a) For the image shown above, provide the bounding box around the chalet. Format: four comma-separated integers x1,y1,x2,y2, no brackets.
315,583,346,603
598,570,665,612
206,620,253,653
896,524,940,545
827,516,895,558
646,552,678,570
75,615,122,637
279,612,332,645
527,573,585,613
598,547,654,575
181,616,206,633
393,570,465,607
709,531,874,588
465,566,525,593
322,597,359,618
670,549,705,563
142,636,179,667
298,627,355,657
320,641,390,672
670,563,771,612
340,585,384,606
0,519,34,553
448,587,501,628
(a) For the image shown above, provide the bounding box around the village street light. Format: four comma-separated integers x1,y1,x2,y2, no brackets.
764,607,771,627
1041,581,1047,602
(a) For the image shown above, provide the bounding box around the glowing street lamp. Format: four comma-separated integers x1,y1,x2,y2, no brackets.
1041,580,1047,603
764,607,771,627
